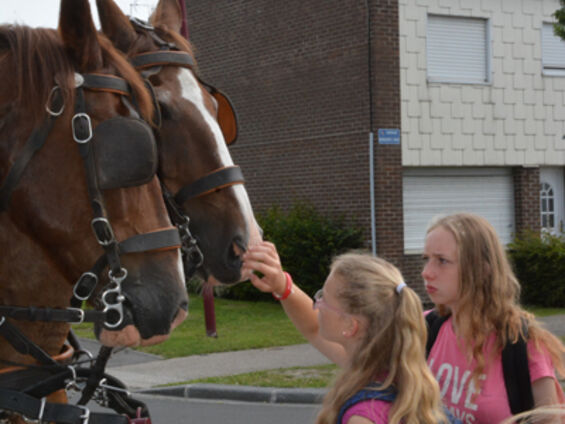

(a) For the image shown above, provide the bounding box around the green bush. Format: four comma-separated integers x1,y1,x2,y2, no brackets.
508,232,565,307
223,202,365,301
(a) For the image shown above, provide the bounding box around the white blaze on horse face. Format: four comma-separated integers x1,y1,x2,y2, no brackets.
177,69,262,267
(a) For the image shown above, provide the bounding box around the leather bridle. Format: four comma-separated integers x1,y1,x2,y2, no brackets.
129,17,246,278
0,71,185,424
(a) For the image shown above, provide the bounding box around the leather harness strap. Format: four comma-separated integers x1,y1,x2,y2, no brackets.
0,388,128,424
130,51,195,70
174,165,245,205
0,92,62,212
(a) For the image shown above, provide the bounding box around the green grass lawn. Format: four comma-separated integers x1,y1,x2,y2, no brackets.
525,306,565,317
72,294,307,358
184,364,339,389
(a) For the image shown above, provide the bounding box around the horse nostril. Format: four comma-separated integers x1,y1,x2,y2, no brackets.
228,237,247,268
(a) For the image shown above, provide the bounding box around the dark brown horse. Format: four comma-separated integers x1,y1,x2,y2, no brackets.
0,0,188,375
96,0,263,286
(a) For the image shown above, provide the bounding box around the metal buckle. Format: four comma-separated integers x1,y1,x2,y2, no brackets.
22,397,45,424
73,272,99,301
45,86,64,116
91,218,115,246
66,308,85,324
77,406,90,424
65,365,82,392
98,378,131,396
74,73,85,88
72,112,93,144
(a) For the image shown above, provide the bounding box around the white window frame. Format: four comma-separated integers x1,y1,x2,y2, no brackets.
540,182,556,231
426,14,491,85
541,22,565,76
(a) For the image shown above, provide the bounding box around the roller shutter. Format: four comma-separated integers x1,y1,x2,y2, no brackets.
403,168,515,253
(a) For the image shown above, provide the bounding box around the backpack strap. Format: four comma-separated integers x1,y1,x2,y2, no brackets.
426,310,450,358
501,322,534,414
336,383,396,424
336,382,461,424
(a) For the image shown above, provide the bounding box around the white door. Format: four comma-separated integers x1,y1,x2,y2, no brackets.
540,167,565,235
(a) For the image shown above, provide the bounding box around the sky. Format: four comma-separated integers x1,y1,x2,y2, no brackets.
0,0,159,29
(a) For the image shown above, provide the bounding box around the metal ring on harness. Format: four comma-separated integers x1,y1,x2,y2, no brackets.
45,86,64,117
101,269,127,329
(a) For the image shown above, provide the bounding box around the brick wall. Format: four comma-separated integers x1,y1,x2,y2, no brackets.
514,166,541,235
185,0,405,268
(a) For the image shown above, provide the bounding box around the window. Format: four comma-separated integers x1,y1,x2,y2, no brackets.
542,23,565,76
540,182,555,230
427,15,490,84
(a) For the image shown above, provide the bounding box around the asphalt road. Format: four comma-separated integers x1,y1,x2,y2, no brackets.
137,394,320,424
80,392,320,424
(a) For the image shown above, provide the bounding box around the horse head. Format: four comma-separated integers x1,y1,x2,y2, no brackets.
0,0,188,351
96,0,263,286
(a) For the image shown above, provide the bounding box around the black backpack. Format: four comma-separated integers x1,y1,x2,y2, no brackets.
425,311,534,414
336,382,462,424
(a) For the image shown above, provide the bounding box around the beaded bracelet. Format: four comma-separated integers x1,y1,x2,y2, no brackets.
272,272,293,301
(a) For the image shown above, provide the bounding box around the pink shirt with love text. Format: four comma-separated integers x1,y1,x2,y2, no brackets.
428,316,564,424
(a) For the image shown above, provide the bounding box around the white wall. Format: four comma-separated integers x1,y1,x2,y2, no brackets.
400,0,565,167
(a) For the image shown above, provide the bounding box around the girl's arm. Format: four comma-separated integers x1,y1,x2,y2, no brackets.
242,241,348,367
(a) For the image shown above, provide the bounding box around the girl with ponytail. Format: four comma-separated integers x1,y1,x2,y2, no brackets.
243,246,452,424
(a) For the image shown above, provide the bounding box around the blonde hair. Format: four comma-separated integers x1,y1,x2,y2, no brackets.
316,252,447,424
499,405,565,424
427,213,565,387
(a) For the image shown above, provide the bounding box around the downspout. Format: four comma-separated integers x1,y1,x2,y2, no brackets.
367,0,377,256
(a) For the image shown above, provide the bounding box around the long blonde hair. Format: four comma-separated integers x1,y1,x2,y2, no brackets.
427,213,565,386
499,405,565,423
316,253,447,424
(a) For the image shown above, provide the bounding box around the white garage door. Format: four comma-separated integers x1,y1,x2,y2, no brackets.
403,168,515,253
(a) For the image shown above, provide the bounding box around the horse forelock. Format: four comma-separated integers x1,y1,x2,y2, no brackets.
0,25,75,126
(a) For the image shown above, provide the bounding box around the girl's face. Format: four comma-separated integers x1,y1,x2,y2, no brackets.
421,226,461,312
316,271,352,343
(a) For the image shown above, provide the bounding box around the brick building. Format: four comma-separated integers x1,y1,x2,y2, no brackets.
184,0,565,297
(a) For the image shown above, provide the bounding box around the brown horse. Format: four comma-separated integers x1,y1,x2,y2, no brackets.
96,0,263,286
0,0,188,375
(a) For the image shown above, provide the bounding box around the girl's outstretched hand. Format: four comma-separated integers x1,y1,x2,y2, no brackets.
242,241,287,295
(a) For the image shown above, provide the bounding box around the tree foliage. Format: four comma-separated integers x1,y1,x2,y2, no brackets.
554,0,565,40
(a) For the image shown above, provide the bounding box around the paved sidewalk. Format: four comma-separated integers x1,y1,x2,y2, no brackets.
106,343,331,389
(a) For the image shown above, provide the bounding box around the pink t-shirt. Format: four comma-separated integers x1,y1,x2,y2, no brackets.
427,315,565,424
341,398,391,424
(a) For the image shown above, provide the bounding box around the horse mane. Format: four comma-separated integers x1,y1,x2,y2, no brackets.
0,24,153,126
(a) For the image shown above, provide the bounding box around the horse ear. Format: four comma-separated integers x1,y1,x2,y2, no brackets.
58,0,103,71
96,0,137,53
151,0,183,33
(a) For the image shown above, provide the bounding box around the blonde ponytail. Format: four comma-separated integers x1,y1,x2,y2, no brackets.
315,253,447,424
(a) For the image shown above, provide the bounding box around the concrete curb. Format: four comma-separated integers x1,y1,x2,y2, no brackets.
138,383,326,404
